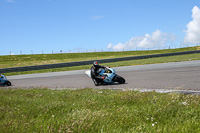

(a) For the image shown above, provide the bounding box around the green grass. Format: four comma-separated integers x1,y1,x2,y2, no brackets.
4,53,200,76
0,88,199,133
0,46,198,69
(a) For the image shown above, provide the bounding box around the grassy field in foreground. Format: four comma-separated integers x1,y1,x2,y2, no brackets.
0,46,199,69
5,53,200,76
0,89,199,133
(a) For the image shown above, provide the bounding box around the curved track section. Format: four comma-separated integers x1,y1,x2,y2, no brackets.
2,61,200,92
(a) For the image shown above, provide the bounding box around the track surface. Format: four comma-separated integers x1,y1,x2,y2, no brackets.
2,61,200,92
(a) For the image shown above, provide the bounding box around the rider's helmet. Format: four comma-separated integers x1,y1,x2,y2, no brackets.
93,61,99,68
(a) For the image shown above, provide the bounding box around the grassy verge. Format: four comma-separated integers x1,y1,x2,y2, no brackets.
0,47,198,69
0,88,199,132
5,53,200,76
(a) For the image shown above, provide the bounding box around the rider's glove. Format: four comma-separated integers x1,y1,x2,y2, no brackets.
101,76,105,80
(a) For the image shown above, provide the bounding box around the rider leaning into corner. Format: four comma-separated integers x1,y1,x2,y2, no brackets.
0,74,5,82
91,61,106,86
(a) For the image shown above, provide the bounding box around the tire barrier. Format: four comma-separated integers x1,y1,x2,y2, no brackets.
1,50,200,73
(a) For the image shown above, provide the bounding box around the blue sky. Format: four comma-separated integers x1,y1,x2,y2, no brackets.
1,0,200,55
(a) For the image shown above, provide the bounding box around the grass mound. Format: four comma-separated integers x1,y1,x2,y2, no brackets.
0,46,198,69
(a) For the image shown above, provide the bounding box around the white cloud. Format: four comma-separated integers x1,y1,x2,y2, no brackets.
107,43,113,49
90,16,104,20
107,29,175,51
184,6,200,44
6,0,15,2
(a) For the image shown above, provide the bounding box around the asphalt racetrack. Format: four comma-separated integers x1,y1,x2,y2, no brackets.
2,61,200,93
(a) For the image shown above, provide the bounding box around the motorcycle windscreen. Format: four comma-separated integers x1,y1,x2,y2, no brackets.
85,70,91,77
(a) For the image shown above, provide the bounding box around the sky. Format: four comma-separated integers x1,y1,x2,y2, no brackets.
1,0,200,55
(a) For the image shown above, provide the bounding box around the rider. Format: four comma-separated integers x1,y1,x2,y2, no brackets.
0,74,5,83
91,61,106,86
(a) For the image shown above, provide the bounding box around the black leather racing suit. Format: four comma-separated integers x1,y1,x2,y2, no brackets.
91,65,106,86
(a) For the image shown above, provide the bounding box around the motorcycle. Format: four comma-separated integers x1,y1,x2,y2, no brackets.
85,67,125,85
0,75,12,86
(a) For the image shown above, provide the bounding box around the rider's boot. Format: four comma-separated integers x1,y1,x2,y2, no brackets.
93,79,99,86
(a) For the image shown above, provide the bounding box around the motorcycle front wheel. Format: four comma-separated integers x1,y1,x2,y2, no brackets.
114,76,125,84
6,81,12,86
